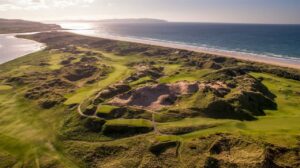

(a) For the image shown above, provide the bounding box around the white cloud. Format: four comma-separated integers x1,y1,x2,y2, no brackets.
0,0,95,11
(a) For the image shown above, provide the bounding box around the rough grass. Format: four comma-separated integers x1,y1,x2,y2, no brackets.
64,52,133,105
159,68,213,83
0,51,49,74
162,64,182,75
156,72,300,147
1,32,300,166
130,76,152,86
105,119,153,127
48,53,65,70
0,91,79,167
0,85,12,91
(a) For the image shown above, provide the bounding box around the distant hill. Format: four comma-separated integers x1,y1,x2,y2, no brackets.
0,18,61,34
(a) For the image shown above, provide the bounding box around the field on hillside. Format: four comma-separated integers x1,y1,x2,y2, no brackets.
0,32,299,167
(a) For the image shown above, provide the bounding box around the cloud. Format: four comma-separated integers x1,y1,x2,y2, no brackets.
0,0,95,11
52,0,95,8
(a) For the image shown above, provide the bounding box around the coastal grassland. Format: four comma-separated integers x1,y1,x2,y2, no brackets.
0,47,129,167
129,76,152,86
159,68,213,83
1,31,299,167
105,119,153,127
0,90,80,167
161,64,182,74
0,51,50,74
49,52,72,70
64,51,134,105
155,72,300,147
0,85,12,91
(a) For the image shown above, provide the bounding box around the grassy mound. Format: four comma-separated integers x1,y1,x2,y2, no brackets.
149,141,180,156
103,119,153,138
171,68,277,120
0,31,299,167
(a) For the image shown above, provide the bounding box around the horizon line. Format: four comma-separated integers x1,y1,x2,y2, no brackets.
2,17,300,25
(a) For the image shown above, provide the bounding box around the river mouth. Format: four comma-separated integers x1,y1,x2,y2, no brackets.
0,33,45,64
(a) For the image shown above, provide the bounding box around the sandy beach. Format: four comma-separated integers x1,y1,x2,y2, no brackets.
67,30,300,70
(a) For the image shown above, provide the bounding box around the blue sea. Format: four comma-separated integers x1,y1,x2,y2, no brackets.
59,22,300,63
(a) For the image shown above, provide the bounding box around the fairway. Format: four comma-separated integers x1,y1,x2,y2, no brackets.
64,51,132,105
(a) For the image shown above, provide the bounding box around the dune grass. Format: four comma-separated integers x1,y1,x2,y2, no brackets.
48,53,65,70
0,85,12,91
0,91,80,167
155,72,300,147
159,68,213,83
64,52,133,105
1,35,300,167
130,76,152,86
105,119,153,127
162,64,182,75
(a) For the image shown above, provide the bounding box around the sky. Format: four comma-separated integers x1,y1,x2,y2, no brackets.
0,0,300,24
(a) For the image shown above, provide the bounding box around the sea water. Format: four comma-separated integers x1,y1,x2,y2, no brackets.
59,22,300,64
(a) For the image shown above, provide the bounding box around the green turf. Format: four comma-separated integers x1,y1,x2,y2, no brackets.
97,105,119,114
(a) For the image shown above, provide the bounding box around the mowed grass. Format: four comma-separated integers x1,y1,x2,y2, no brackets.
156,72,300,147
64,52,133,105
97,105,118,114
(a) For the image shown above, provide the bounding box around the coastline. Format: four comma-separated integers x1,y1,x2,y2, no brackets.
66,30,300,70
0,33,45,64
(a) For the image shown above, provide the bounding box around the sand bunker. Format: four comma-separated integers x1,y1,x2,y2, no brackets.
109,81,228,110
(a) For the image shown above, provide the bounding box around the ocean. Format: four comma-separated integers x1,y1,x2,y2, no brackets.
59,22,300,63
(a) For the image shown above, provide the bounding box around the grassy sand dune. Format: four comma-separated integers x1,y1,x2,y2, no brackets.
0,31,299,167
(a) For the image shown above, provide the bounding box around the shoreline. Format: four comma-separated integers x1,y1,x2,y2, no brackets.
0,33,45,65
66,30,300,70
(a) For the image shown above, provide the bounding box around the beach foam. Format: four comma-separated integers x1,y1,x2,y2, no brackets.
64,29,300,70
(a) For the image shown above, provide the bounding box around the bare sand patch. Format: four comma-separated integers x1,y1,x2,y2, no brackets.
109,81,228,110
